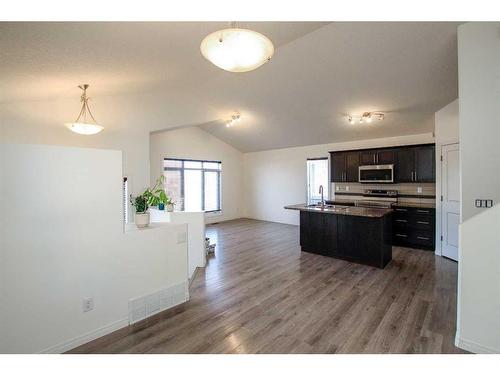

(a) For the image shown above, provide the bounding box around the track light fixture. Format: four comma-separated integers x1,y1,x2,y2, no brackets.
348,112,384,125
226,112,241,128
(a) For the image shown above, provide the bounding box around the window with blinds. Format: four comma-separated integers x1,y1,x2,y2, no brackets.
163,158,222,212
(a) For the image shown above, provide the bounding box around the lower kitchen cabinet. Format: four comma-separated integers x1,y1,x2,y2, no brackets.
392,206,435,250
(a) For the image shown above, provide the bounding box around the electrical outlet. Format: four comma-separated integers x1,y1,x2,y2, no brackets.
345,186,350,191
417,187,422,194
336,186,340,191
83,297,94,313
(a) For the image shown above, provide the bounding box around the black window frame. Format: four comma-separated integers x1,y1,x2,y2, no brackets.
163,158,222,213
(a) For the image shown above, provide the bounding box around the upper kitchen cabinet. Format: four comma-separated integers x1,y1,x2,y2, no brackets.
359,149,395,165
415,145,435,182
395,145,435,183
330,151,360,182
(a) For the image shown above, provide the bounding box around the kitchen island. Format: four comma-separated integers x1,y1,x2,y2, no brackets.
284,204,393,268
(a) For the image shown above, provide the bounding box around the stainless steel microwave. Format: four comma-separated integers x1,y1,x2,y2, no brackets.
359,164,394,183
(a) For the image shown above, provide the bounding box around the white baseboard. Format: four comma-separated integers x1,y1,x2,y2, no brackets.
455,334,499,354
39,318,129,354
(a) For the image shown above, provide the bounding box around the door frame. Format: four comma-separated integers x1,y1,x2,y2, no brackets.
436,142,460,257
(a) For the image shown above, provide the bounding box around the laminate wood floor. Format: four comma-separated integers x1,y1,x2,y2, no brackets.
69,218,466,354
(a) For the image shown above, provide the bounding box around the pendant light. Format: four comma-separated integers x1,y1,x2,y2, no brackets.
65,84,104,135
200,22,274,73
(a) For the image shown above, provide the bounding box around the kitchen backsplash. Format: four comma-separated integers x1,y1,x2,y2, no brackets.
331,182,436,206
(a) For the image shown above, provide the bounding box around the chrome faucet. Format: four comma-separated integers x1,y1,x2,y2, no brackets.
319,185,325,209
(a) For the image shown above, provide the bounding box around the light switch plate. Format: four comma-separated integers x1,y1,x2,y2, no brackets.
345,186,350,191
83,298,94,312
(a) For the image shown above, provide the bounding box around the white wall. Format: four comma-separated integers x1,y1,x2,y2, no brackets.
0,88,219,199
0,143,188,353
243,133,435,225
150,126,244,224
434,99,459,254
456,22,500,354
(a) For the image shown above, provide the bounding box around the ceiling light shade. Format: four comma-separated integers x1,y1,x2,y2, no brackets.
65,84,103,135
200,27,274,73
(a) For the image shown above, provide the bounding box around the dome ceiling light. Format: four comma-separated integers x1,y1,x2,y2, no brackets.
200,22,274,73
65,84,104,135
348,112,385,125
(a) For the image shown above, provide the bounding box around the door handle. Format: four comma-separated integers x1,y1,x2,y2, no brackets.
396,234,408,238
417,210,430,214
417,236,430,240
396,219,408,223
417,221,430,225
395,208,407,212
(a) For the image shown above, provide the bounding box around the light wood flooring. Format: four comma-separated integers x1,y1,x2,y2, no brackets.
69,218,466,354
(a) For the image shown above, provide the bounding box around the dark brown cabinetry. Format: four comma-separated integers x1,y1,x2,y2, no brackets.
359,149,395,165
392,206,435,250
330,144,435,183
330,151,359,182
300,211,392,268
395,145,435,183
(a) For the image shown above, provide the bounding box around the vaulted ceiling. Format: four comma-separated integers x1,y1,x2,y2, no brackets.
0,21,460,152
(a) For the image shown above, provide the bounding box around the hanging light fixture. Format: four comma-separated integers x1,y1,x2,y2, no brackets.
65,84,104,135
200,22,274,73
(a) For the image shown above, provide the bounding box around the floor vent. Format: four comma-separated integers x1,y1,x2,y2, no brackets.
128,282,188,324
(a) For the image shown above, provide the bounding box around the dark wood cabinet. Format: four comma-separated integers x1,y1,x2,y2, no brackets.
415,146,435,183
395,147,415,182
330,151,359,182
345,151,360,182
395,145,435,183
359,149,395,166
300,211,392,268
331,144,435,184
392,206,435,250
331,153,346,183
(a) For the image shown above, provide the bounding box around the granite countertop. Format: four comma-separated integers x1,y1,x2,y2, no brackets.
393,202,436,209
284,203,392,218
326,199,436,209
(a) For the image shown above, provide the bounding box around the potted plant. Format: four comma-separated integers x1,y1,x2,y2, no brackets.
130,193,150,228
144,175,174,211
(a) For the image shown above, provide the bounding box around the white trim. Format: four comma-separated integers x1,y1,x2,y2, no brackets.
38,318,129,354
455,333,499,354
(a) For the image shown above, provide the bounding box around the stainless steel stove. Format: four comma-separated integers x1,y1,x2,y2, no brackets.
354,189,398,209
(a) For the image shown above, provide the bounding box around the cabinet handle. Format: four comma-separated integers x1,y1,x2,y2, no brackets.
395,208,408,212
417,221,430,225
417,210,430,213
396,234,408,238
417,236,430,240
396,219,408,223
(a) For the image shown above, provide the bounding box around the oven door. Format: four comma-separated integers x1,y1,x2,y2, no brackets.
359,164,394,183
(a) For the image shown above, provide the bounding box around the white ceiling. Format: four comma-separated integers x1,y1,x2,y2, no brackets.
0,22,460,152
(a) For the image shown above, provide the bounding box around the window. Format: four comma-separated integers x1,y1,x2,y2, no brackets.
307,158,329,204
163,158,222,212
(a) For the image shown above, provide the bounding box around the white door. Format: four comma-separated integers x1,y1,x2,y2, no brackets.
441,143,460,261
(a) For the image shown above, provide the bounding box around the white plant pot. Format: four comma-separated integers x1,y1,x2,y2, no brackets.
135,212,150,228
166,203,174,212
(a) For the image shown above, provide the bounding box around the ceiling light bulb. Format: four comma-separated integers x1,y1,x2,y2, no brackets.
200,28,274,73
367,117,372,123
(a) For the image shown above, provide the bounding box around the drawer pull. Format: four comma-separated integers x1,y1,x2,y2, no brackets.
417,221,430,225
417,209,430,213
396,219,408,223
395,208,407,212
417,236,430,240
396,234,408,238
